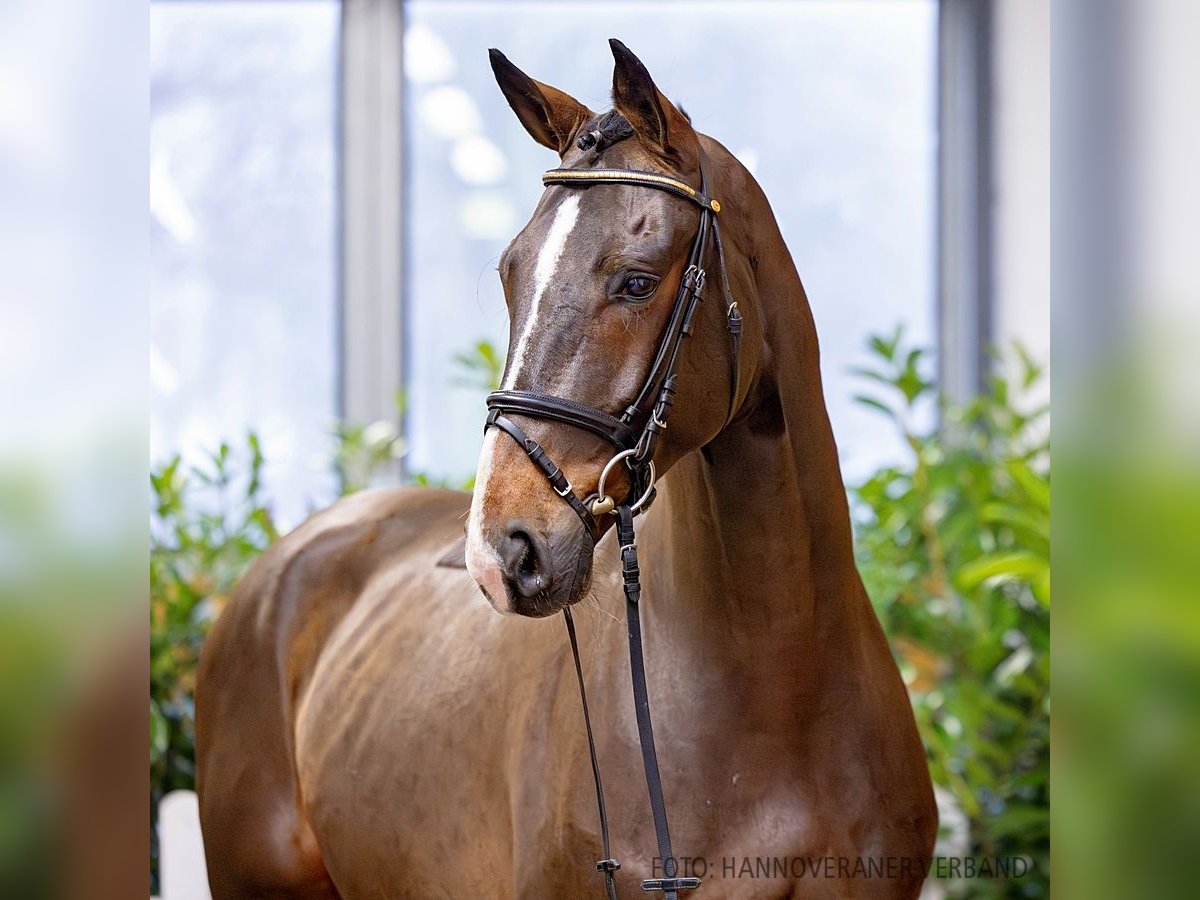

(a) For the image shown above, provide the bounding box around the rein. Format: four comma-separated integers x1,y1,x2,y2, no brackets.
484,155,742,899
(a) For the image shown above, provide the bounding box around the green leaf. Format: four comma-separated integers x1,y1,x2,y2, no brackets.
1008,458,1050,512
854,394,898,421
151,700,169,763
869,324,903,362
955,551,1049,595
980,502,1050,545
847,366,895,388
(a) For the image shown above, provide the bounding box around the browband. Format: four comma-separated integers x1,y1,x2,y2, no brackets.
542,168,721,214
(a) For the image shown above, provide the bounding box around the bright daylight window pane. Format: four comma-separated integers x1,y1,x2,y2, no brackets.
404,0,936,485
151,1,340,526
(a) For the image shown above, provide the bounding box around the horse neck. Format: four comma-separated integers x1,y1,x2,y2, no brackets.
639,185,868,690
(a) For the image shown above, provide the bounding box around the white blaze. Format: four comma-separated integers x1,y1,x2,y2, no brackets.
468,194,582,613
501,194,581,390
465,429,510,612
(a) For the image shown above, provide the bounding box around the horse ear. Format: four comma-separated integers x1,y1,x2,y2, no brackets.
489,49,593,155
609,38,699,167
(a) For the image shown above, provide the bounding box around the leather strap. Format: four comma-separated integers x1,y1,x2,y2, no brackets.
488,390,638,451
485,411,598,539
726,302,743,425
543,168,720,213
563,510,703,900
617,506,700,898
563,607,621,900
621,241,709,424
710,213,743,425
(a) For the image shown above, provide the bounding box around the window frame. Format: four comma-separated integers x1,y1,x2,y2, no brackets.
937,0,994,405
339,0,405,462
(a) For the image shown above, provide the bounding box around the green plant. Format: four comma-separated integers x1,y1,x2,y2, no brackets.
332,418,406,495
150,435,278,890
850,329,1050,898
452,340,504,392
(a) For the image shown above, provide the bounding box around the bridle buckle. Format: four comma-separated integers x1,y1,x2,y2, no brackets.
642,876,703,893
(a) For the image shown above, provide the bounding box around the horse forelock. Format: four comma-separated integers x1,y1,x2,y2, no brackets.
579,103,691,155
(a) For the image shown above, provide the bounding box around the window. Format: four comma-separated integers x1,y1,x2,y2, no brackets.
403,1,937,484
150,1,340,525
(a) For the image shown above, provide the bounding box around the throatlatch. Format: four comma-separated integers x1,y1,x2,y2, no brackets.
483,152,741,899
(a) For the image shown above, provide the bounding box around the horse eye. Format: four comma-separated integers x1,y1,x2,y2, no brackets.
621,274,658,301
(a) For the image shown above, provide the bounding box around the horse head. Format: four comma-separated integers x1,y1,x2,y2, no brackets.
466,40,749,617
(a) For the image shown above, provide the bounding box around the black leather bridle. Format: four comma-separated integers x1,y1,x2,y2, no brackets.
484,153,742,899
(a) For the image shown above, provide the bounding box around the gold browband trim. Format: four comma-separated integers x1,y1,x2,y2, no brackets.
542,168,721,214
543,168,697,196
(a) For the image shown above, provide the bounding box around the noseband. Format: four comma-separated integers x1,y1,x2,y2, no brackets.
482,155,742,899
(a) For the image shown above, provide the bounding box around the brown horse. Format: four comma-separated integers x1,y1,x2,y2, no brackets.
196,41,936,899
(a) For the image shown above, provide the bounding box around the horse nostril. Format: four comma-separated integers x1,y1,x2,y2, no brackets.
513,534,537,578
499,524,551,598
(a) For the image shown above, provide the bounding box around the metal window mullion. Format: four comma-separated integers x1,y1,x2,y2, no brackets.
339,0,404,463
937,0,993,406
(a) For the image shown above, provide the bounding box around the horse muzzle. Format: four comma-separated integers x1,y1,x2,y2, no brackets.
466,514,594,617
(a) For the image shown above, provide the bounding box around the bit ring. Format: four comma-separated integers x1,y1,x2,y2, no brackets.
589,449,656,515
